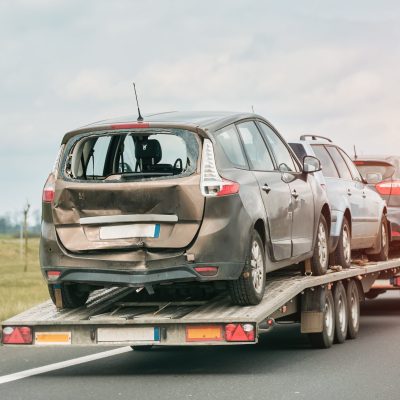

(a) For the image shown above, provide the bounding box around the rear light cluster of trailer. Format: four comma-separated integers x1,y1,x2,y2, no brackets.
2,326,33,345
185,324,255,342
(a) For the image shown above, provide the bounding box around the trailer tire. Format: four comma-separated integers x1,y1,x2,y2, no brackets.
333,281,348,344
310,214,329,276
346,280,360,339
308,289,335,349
334,218,351,269
369,216,389,262
48,283,90,309
229,230,266,306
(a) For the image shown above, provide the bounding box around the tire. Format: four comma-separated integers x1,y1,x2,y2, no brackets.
48,283,90,309
308,289,335,349
333,281,348,344
310,214,329,276
131,346,153,351
229,230,266,306
334,218,351,269
346,280,360,339
370,216,389,262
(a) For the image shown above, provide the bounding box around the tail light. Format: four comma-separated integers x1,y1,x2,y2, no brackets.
2,326,33,344
200,139,239,197
376,180,400,196
225,323,255,342
47,270,61,281
42,173,56,203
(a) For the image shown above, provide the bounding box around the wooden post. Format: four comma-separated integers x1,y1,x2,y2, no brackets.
23,202,30,272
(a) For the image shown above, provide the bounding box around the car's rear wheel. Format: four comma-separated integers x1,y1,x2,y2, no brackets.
310,215,329,276
370,216,389,262
48,283,90,309
229,230,266,306
334,218,351,269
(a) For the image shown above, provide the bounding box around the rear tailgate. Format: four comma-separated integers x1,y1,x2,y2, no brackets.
53,127,204,253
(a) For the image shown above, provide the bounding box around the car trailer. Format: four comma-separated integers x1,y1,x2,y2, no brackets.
2,258,400,350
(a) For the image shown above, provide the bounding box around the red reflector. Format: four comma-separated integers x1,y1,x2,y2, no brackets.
42,173,55,203
394,277,400,287
47,270,61,281
225,323,255,342
111,122,149,130
392,231,400,237
2,326,33,345
354,161,366,165
194,266,218,276
217,179,240,197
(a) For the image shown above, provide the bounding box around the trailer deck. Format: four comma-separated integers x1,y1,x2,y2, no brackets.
2,259,400,347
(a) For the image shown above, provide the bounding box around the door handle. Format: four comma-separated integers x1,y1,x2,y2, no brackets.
362,191,367,198
291,189,299,199
347,189,352,196
262,184,271,193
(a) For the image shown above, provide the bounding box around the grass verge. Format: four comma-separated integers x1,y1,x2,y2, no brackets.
0,237,48,322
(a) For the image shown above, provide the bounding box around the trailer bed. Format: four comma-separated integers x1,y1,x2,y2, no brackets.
2,259,400,346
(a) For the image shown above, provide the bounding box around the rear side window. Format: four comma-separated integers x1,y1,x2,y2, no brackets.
215,125,248,168
311,145,339,178
64,129,199,181
236,121,275,171
325,146,353,180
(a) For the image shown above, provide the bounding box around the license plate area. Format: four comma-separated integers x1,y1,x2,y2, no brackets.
99,224,160,240
97,327,160,343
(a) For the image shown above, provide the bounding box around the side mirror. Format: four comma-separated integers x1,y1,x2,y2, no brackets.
303,156,321,173
366,173,382,184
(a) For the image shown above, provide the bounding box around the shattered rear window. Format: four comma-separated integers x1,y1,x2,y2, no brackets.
63,129,199,181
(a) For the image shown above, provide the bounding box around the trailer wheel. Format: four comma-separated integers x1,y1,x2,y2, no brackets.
310,214,329,276
308,289,335,349
131,346,153,351
370,216,389,262
48,283,90,309
334,218,351,269
346,280,360,339
229,230,266,305
333,282,348,344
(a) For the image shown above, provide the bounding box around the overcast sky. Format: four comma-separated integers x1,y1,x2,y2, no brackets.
1,0,400,215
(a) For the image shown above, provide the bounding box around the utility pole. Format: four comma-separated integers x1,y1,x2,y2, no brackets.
23,202,30,272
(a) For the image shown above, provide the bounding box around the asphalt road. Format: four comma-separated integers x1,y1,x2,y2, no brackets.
0,291,399,400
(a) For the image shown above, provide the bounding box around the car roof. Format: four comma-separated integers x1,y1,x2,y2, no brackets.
62,111,270,144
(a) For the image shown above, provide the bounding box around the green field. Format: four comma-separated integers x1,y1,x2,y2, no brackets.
0,237,48,322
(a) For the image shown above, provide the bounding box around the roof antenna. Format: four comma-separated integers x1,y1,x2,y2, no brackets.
354,144,358,160
251,105,255,113
132,82,143,122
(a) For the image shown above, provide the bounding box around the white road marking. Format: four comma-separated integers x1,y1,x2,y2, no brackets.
0,346,132,385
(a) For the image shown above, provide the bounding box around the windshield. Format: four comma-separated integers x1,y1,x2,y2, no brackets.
63,128,199,181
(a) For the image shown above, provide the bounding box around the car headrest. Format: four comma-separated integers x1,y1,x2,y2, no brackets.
135,139,162,165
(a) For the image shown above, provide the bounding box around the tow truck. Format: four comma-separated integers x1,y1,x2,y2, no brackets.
2,259,400,350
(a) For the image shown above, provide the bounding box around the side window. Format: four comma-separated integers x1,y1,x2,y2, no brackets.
215,125,248,168
236,121,274,171
325,146,353,180
289,143,307,163
311,145,339,178
339,148,363,182
258,122,298,172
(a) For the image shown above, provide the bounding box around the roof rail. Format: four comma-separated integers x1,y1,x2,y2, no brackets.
300,134,332,142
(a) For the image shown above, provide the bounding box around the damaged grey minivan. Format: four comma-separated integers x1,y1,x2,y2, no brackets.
41,111,331,308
